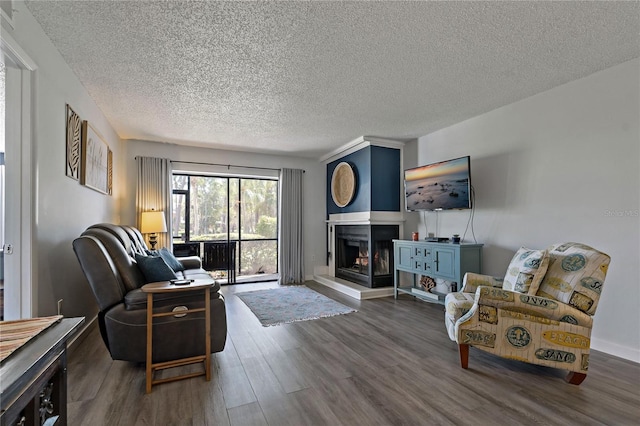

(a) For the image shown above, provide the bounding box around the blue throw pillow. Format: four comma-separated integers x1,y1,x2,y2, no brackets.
135,254,177,283
158,247,186,272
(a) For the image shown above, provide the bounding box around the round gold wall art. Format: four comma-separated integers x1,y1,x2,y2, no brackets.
331,162,356,207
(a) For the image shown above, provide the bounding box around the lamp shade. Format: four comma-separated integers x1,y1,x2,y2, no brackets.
140,210,167,234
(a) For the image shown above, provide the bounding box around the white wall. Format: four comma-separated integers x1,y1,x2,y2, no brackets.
121,139,326,280
6,1,323,321
406,59,639,362
8,1,638,362
6,2,121,319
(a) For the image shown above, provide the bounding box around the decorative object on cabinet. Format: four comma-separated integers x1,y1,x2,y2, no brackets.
445,242,610,385
419,275,436,292
331,161,356,207
65,104,81,180
80,121,110,194
393,239,483,304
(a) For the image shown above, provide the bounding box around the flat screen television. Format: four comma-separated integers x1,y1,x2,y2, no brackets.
404,156,471,211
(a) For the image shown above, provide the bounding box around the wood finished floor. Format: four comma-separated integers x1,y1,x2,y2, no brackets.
67,281,640,425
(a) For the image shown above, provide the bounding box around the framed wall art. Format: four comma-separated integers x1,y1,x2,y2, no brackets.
81,121,110,195
107,148,113,195
65,104,81,180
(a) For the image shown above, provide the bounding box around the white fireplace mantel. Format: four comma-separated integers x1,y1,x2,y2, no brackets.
327,211,405,226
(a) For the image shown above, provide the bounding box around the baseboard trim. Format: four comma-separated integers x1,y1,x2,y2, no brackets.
591,336,640,364
67,315,98,356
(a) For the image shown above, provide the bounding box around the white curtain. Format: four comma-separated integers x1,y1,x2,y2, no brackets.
136,156,173,250
278,168,304,284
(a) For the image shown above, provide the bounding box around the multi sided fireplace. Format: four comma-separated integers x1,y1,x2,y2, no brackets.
335,224,399,288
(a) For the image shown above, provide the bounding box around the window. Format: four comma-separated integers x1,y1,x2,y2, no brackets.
172,174,278,279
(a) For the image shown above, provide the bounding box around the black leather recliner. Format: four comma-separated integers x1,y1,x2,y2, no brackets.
73,223,227,363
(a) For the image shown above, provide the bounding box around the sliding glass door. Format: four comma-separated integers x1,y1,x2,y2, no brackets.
238,178,278,276
172,174,278,280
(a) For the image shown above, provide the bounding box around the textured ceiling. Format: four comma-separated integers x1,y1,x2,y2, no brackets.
25,1,640,158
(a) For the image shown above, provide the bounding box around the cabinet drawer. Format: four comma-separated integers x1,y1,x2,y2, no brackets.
414,247,425,257
413,261,433,273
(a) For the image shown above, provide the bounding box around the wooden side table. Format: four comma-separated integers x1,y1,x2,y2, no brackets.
141,279,214,394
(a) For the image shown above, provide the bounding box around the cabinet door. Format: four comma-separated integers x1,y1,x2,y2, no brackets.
434,247,456,280
396,244,414,271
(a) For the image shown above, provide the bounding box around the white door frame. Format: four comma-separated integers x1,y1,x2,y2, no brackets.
2,27,36,319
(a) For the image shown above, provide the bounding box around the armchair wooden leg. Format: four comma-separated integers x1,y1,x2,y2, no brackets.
459,344,469,369
565,371,587,385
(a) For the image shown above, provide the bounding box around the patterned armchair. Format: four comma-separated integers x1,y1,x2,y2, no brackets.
445,242,610,385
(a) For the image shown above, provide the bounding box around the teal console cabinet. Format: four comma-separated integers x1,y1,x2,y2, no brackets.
393,240,483,304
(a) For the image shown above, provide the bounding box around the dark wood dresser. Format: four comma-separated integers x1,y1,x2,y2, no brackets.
0,317,84,426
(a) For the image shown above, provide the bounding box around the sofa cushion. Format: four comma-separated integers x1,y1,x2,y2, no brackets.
502,247,549,295
158,247,184,272
145,248,187,273
536,242,610,315
135,254,177,282
158,247,186,272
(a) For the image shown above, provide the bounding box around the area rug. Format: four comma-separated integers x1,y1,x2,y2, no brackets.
236,286,357,327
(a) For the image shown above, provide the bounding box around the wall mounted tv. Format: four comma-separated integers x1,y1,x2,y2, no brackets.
404,156,471,211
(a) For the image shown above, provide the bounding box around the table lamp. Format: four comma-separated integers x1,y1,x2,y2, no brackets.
140,210,167,250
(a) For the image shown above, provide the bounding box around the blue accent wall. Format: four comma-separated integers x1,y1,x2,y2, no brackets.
327,147,371,214
371,146,401,211
327,145,401,215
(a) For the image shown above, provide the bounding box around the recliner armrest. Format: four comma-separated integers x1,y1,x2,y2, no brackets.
178,256,202,269
124,287,213,311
